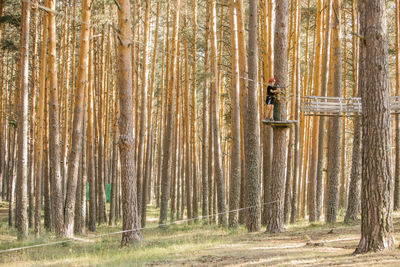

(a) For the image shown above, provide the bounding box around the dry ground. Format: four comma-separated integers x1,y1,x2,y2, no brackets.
149,222,400,267
1,204,400,266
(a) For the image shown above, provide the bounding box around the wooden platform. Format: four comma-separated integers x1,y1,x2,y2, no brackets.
262,120,298,128
300,96,400,116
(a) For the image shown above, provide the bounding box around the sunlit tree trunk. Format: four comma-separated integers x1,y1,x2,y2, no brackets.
43,88,51,231
325,0,342,224
48,0,64,238
394,0,400,211
170,34,181,223
316,0,332,220
183,11,192,223
191,0,198,223
8,126,16,227
308,0,323,222
15,0,30,240
97,25,107,224
236,0,248,225
290,3,301,223
355,0,394,253
141,0,160,226
117,0,142,245
228,0,241,228
63,0,91,238
202,4,209,222
267,0,289,233
0,0,4,200
87,29,96,232
35,0,48,237
28,1,39,229
245,0,261,232
210,0,227,226
137,0,151,218
160,0,182,225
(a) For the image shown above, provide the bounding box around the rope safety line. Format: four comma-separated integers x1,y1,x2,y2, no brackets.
0,200,279,254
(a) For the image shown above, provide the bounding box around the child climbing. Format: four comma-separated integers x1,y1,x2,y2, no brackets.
265,78,281,120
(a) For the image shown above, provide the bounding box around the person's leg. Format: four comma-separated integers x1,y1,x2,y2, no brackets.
268,105,274,119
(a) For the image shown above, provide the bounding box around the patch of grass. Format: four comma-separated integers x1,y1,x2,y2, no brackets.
1,207,400,266
0,207,235,266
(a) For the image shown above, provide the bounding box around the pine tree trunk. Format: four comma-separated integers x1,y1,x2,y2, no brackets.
325,0,342,224
87,29,96,232
308,0,323,222
210,0,227,226
109,118,118,227
159,0,182,226
344,116,361,222
15,0,30,240
228,0,241,228
34,0,46,236
290,25,301,223
266,0,289,233
245,0,261,232
191,0,198,223
43,83,51,231
236,0,248,225
170,43,181,223
183,13,192,224
316,0,332,220
118,0,142,245
355,0,394,253
136,0,151,220
64,0,90,237
284,129,293,223
8,127,16,227
48,0,64,238
394,0,400,211
201,7,209,222
28,1,38,229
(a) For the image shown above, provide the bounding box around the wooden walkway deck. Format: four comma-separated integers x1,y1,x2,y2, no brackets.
300,96,400,116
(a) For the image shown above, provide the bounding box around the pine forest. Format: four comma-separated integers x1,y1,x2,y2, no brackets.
0,0,400,265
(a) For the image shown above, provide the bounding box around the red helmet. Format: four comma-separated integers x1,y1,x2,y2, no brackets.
269,78,276,82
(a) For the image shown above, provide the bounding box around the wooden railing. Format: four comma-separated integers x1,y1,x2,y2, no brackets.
301,96,400,116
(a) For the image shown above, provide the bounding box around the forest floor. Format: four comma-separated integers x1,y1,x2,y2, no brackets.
1,203,400,266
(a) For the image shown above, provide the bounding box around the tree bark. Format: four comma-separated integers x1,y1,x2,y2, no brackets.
48,0,64,238
355,0,394,253
34,0,47,236
191,0,199,223
210,0,227,226
236,0,248,226
15,0,30,240
316,0,332,220
394,0,400,211
325,0,342,224
202,4,209,222
246,0,261,232
64,0,90,238
159,0,182,226
344,116,361,222
136,0,151,219
266,0,289,233
117,0,142,245
308,0,323,222
228,0,241,228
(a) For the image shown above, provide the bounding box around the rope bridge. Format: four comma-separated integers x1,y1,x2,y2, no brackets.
300,96,400,116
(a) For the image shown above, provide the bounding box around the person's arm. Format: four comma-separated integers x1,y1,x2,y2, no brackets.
270,87,281,94
271,85,286,94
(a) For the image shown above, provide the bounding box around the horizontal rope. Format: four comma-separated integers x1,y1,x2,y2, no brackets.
0,199,278,254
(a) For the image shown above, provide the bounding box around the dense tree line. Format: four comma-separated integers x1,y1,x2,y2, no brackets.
0,0,399,253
